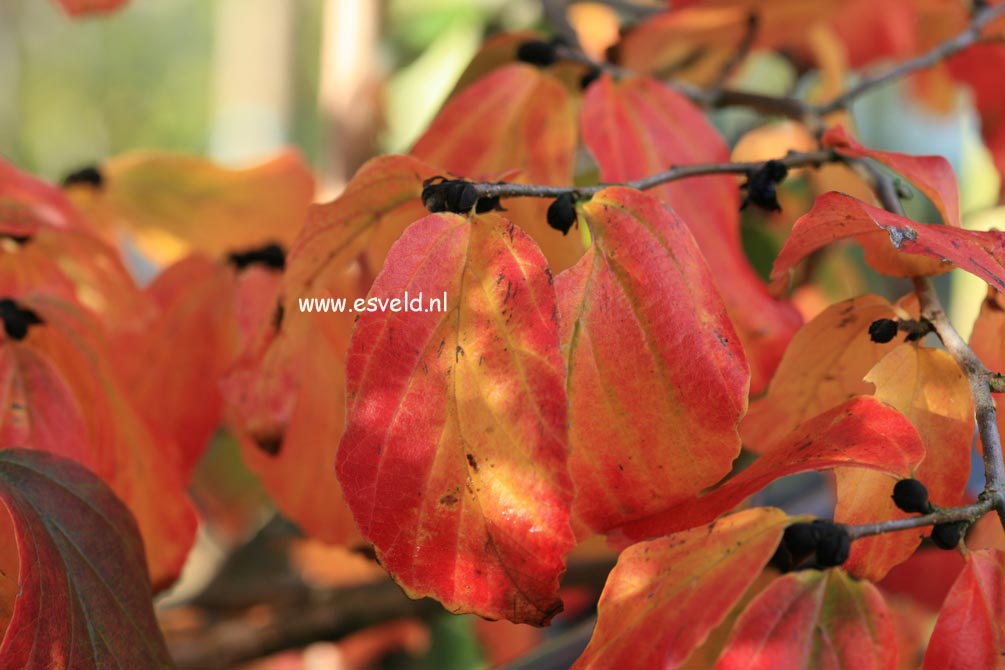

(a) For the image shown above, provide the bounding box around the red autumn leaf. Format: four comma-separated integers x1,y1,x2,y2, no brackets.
0,449,172,669
948,44,1005,191
716,568,897,670
66,150,315,265
573,507,792,670
880,547,966,613
0,296,196,590
609,396,925,547
970,287,1005,452
835,344,973,581
222,155,440,544
557,187,747,534
118,254,283,476
56,0,128,16
336,212,574,625
0,159,90,234
923,549,1005,670
822,126,961,228
771,192,1005,289
580,74,801,393
741,294,900,453
411,63,583,272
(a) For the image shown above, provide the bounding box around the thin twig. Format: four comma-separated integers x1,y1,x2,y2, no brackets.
914,277,1005,529
470,148,837,200
541,0,581,50
843,499,993,540
710,12,759,92
817,3,1005,114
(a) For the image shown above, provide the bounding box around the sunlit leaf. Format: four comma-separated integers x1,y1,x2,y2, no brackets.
574,507,791,670
923,549,1005,670
558,187,747,534
336,212,574,624
66,150,315,265
610,396,924,547
581,74,801,393
771,192,1005,288
411,63,583,272
0,449,172,669
835,344,973,581
742,295,900,453
717,569,897,670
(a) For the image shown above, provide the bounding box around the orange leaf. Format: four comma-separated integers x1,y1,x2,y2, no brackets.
558,187,747,534
411,64,583,272
822,126,961,228
717,569,897,670
67,150,315,265
923,549,1005,670
222,155,439,544
742,294,901,453
771,192,1005,287
0,449,172,669
336,212,574,625
610,396,925,547
581,74,801,393
573,507,791,670
1,296,196,590
835,345,973,581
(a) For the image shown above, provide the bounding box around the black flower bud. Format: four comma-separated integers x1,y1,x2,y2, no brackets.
516,40,559,67
931,521,966,550
0,298,43,341
546,193,577,235
869,318,900,343
892,478,931,514
740,159,788,212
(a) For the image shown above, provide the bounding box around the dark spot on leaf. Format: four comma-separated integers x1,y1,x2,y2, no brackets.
466,453,479,472
228,242,286,271
0,298,43,341
253,431,283,456
61,164,104,189
439,492,459,506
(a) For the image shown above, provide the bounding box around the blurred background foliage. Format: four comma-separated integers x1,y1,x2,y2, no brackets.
3,1,1005,667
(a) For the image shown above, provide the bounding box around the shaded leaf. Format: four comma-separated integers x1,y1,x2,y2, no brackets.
771,192,1005,288
66,150,314,265
557,187,747,534
717,569,897,670
412,63,583,272
0,449,172,669
923,549,1005,670
0,296,196,590
222,155,440,544
610,396,924,547
336,212,574,625
742,295,900,453
580,74,801,393
835,345,973,581
574,507,791,670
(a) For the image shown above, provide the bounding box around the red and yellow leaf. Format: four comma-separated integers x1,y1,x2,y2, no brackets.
66,150,315,265
1,159,90,235
336,212,574,625
1,296,196,590
717,569,897,670
923,549,1005,670
610,396,924,547
771,192,1005,287
411,64,582,272
222,155,439,544
835,344,973,581
0,449,172,669
581,74,801,393
574,507,791,670
741,295,900,453
557,187,747,534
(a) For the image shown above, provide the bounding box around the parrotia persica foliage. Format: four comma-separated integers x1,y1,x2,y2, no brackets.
5,1,1005,668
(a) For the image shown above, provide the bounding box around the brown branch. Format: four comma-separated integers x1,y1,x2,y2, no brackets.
817,3,1005,115
709,12,759,92
844,499,993,541
470,148,837,200
914,277,1005,530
